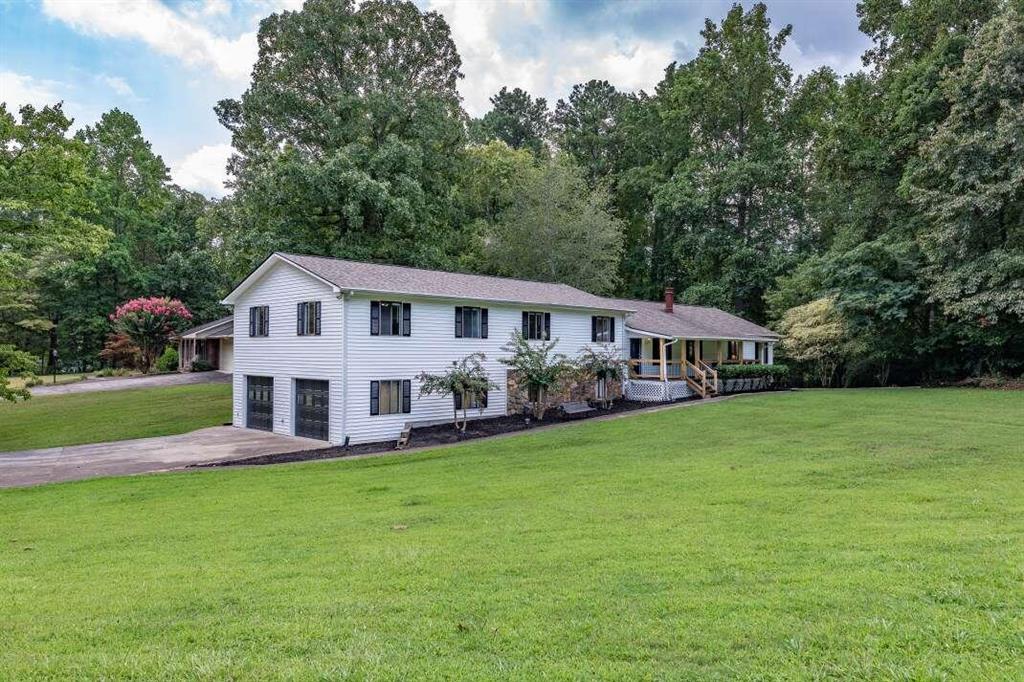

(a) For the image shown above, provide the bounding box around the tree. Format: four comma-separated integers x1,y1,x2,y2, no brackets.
905,2,1024,374
553,80,628,181
484,160,624,294
499,331,569,420
471,87,551,156
213,0,469,271
109,297,192,373
0,103,108,357
0,345,37,402
417,353,498,431
575,346,625,408
777,297,848,387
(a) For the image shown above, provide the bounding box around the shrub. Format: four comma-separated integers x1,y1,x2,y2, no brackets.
0,345,37,402
716,363,790,391
99,332,142,369
155,346,179,373
191,358,214,372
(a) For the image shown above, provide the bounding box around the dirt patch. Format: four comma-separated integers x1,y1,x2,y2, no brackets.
196,397,694,468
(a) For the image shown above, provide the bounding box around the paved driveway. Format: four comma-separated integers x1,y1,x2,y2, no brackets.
0,427,327,489
30,371,230,397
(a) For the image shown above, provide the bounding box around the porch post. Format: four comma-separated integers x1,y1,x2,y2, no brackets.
659,338,667,382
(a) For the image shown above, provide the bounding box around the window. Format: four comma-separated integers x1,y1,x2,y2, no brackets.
297,301,321,336
455,306,488,338
522,311,550,340
727,340,740,361
595,377,607,400
591,316,614,343
370,379,411,415
527,384,541,404
371,301,411,336
629,338,641,360
454,390,488,411
248,306,269,337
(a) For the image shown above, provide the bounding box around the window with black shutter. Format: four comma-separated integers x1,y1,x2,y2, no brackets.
455,306,487,338
522,311,550,340
370,379,411,415
591,315,614,343
370,301,410,336
454,389,488,411
248,306,269,337
297,301,320,336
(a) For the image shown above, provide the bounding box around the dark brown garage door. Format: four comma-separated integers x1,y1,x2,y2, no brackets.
246,376,274,431
295,379,329,440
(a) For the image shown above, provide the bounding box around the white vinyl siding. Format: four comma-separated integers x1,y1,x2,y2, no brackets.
231,261,343,442
343,294,624,444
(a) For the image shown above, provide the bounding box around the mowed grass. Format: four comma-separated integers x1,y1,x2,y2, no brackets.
1,389,1022,679
0,383,232,451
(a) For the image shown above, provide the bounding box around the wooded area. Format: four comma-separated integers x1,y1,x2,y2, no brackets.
2,0,1021,388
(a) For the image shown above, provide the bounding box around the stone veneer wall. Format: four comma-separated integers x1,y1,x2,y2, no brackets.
506,368,623,415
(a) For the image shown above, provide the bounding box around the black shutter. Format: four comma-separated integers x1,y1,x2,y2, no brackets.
630,338,641,360
543,312,551,340
609,317,615,343
370,381,379,415
314,301,321,335
591,316,597,342
522,311,528,337
370,301,380,335
262,307,269,336
454,306,463,338
402,302,411,336
653,339,661,361
402,379,411,413
249,308,256,336
454,391,462,411
481,308,488,339
297,302,304,335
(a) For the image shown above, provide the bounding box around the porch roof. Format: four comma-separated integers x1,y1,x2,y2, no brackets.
176,316,233,340
609,299,780,341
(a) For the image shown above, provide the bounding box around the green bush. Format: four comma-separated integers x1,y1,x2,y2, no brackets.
191,358,214,372
716,363,790,390
155,347,179,373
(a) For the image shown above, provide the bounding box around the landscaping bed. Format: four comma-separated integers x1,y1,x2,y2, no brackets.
200,397,692,468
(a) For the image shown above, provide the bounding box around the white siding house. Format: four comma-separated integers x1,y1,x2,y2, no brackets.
223,253,631,445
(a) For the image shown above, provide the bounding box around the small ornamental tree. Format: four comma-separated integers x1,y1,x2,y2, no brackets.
778,297,847,387
0,344,37,402
576,346,625,408
499,331,569,420
417,353,498,432
109,297,192,373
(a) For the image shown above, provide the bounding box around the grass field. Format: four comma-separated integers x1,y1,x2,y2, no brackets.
1,389,1021,679
0,383,232,451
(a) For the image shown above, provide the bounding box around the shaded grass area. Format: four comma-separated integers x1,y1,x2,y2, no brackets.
0,383,232,451
1,389,1022,678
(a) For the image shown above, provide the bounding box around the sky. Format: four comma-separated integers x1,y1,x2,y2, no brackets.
1,0,871,199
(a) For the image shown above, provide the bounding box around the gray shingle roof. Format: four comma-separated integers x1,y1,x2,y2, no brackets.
278,253,635,312
607,298,780,340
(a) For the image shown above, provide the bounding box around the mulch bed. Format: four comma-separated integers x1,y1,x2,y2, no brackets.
195,397,696,469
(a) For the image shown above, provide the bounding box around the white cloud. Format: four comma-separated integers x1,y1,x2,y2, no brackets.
783,39,865,78
41,0,258,83
426,0,673,116
0,70,64,109
170,143,233,198
97,74,135,97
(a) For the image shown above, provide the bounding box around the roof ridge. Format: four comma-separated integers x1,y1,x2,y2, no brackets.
277,252,590,293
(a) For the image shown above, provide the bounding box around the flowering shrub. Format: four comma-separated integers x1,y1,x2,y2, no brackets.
109,297,192,373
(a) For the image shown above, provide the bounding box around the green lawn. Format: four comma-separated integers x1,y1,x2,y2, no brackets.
0,382,232,451
1,389,1022,679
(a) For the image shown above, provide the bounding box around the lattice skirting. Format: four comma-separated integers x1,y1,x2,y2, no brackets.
667,381,693,400
625,379,667,402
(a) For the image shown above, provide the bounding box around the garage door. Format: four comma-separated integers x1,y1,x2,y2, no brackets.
246,376,274,431
295,379,329,440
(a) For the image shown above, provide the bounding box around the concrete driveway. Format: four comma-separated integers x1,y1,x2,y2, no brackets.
30,371,230,397
0,427,328,489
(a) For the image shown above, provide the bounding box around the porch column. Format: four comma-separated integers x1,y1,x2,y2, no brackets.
659,338,667,382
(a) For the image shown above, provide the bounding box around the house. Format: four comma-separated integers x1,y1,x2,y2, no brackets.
220,252,778,444
175,316,234,372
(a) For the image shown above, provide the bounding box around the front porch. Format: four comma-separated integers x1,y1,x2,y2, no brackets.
624,334,775,400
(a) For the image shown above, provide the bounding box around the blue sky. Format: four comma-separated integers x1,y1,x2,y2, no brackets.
1,0,870,198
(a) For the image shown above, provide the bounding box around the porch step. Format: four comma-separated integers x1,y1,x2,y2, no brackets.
395,423,412,450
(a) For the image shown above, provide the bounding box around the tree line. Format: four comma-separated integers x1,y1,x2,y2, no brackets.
2,0,1021,388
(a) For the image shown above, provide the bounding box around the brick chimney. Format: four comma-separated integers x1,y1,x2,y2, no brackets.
663,286,675,313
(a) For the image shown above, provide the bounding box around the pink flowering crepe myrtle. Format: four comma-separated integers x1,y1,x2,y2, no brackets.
110,297,193,372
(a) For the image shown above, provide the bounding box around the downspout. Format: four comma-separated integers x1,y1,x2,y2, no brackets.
338,291,350,445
